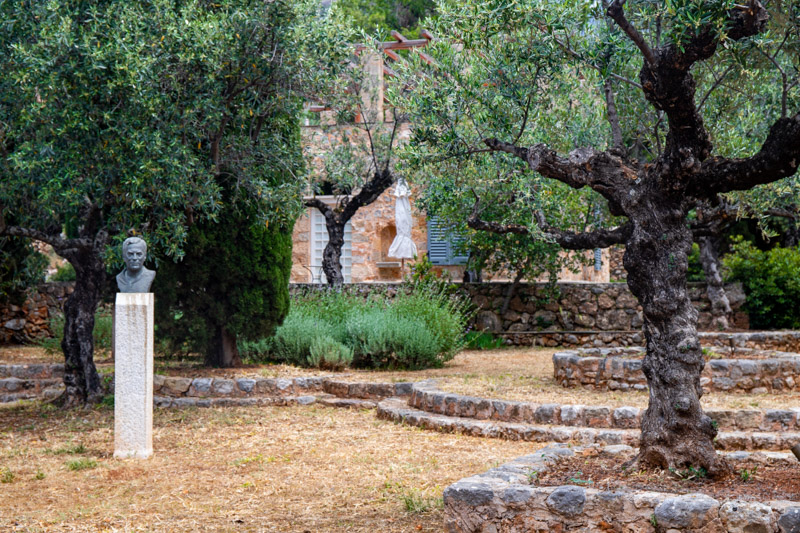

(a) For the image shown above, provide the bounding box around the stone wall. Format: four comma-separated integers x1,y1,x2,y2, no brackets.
554,340,800,393
444,444,800,533
466,281,746,338
0,282,73,344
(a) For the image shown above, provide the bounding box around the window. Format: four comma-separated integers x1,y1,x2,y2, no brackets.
310,205,352,283
426,216,468,266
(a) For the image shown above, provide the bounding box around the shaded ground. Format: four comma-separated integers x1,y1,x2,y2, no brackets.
0,402,536,532
3,345,800,410
537,447,800,501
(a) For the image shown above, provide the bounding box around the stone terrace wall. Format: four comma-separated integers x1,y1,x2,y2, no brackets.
0,282,73,344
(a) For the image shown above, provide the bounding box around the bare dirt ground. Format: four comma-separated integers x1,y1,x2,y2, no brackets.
0,402,537,532
3,345,799,410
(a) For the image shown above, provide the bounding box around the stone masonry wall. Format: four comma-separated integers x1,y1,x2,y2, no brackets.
0,282,73,344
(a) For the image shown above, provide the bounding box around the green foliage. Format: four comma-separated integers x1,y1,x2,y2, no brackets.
669,465,708,481
308,336,354,370
686,243,706,282
154,179,296,364
0,235,47,306
50,263,76,283
336,0,435,38
389,0,800,285
66,458,97,472
464,331,506,350
0,467,14,483
738,466,757,482
37,311,112,355
1,0,345,264
241,283,470,370
723,238,800,329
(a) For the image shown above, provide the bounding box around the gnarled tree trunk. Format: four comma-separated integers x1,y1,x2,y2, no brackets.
624,198,725,476
60,250,106,407
321,220,347,286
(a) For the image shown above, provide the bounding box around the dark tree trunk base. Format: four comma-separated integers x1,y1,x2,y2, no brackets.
206,326,241,368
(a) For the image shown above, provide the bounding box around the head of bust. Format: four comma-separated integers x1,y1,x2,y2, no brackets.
122,237,147,274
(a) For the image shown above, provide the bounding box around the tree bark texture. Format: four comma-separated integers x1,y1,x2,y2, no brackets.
206,326,241,368
698,236,732,330
60,251,106,407
623,196,726,476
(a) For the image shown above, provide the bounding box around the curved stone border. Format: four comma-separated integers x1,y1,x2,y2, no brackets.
409,380,800,433
553,347,800,393
152,375,413,400
444,444,800,533
379,397,800,452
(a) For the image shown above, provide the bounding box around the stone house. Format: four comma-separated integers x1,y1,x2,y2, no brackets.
290,34,611,284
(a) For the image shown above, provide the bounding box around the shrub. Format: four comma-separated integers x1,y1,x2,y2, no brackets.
723,238,800,329
0,234,47,305
250,281,471,370
307,336,353,370
50,262,76,282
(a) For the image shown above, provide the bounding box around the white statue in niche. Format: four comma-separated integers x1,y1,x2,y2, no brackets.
116,237,155,293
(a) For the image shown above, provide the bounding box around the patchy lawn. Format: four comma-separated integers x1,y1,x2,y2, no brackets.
0,402,537,532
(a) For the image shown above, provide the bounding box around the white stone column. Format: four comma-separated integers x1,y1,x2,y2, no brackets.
113,292,154,459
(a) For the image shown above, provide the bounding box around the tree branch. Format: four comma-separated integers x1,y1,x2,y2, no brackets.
635,0,769,164
693,113,800,195
603,78,625,153
304,198,334,220
552,36,642,89
533,211,633,250
606,0,656,66
466,198,632,250
482,138,634,214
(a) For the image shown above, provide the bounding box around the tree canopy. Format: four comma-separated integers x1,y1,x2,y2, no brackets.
0,0,346,404
393,0,800,474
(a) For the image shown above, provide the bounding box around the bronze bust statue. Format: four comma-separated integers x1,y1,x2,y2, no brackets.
116,237,155,293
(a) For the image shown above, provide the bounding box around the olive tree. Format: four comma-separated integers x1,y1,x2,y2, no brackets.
0,0,335,404
394,0,799,475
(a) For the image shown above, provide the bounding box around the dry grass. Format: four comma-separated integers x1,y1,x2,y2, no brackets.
0,401,537,532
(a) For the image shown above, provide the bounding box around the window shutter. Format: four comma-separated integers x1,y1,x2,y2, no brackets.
427,216,468,266
426,216,449,265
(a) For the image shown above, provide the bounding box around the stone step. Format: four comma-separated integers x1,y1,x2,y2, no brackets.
0,363,64,379
409,381,800,433
0,377,62,393
154,395,319,408
378,397,800,452
317,396,378,409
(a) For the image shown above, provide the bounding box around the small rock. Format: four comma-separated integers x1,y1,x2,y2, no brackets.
654,494,719,529
295,395,316,405
546,486,585,517
3,319,25,331
443,481,495,507
600,445,633,456
236,378,256,393
778,507,800,533
212,379,235,396
720,501,774,533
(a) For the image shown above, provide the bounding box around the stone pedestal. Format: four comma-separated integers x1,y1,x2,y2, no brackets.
113,293,154,459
